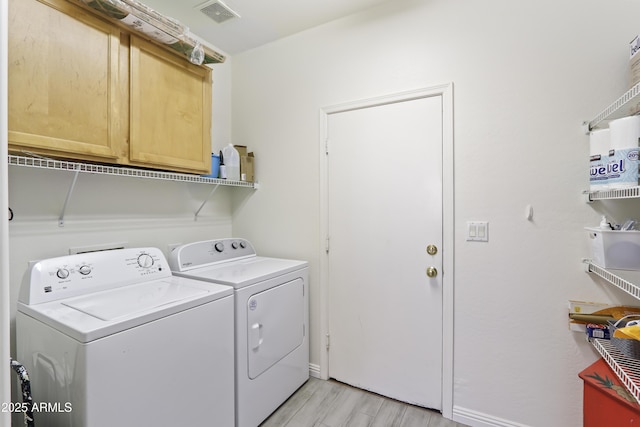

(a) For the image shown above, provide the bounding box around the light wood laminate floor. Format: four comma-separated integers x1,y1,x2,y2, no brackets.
261,377,468,427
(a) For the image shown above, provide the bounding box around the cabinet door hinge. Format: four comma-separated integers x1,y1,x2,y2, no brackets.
325,236,330,253
325,139,329,155
326,333,330,350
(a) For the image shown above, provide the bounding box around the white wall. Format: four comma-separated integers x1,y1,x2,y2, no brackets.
211,54,233,153
229,0,640,425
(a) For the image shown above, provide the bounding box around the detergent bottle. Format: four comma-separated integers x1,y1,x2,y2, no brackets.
222,144,240,181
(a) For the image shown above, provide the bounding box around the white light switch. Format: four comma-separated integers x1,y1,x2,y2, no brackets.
467,221,489,242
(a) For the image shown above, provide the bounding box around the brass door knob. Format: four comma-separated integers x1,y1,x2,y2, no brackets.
426,245,438,255
426,267,438,278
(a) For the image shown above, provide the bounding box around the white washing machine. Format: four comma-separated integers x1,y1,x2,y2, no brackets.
168,238,309,427
16,247,235,427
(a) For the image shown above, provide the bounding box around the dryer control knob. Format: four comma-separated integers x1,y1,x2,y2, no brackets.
239,241,246,249
137,254,154,268
56,268,70,279
78,265,92,275
214,242,225,252
231,242,239,249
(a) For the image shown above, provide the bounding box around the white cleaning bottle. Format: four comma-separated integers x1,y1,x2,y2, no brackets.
600,216,611,230
222,144,240,181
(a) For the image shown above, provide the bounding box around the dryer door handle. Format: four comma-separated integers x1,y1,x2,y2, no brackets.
250,323,263,351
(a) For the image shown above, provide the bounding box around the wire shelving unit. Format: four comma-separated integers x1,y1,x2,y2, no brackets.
8,154,257,225
585,261,640,403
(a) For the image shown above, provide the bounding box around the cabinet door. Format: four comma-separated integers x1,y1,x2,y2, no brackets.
8,0,123,160
129,36,212,174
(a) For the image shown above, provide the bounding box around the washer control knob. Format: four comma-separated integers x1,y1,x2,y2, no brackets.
78,265,92,276
56,268,70,279
137,254,154,268
214,242,225,253
231,242,239,249
239,241,246,249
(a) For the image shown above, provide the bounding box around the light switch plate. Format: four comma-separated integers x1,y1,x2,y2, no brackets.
467,221,488,242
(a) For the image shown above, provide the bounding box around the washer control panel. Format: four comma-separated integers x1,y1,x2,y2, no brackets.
168,238,255,271
19,247,170,305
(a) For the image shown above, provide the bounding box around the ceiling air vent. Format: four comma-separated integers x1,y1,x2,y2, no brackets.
197,0,240,24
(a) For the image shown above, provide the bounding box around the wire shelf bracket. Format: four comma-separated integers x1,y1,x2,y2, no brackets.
194,184,220,221
59,167,81,227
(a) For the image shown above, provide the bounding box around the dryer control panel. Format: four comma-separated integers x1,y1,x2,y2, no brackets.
19,247,170,305
168,238,256,271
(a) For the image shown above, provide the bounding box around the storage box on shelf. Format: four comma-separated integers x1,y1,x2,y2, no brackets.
586,228,640,270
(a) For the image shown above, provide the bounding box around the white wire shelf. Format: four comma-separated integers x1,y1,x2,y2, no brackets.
591,338,640,403
8,155,256,188
587,82,640,131
8,154,257,225
586,262,640,403
586,186,640,201
586,262,640,300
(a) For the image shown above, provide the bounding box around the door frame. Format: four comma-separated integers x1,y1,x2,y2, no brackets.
318,83,454,418
1,0,10,424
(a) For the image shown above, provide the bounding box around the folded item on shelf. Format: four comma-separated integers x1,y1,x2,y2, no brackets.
75,0,225,64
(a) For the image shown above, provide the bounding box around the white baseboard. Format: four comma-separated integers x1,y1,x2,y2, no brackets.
453,406,531,427
309,363,321,379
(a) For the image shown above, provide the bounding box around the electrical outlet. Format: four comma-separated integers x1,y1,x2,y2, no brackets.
467,221,488,242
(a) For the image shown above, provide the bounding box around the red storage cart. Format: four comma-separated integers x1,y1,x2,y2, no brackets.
579,358,640,426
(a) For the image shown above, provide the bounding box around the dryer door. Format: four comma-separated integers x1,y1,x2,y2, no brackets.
247,278,304,379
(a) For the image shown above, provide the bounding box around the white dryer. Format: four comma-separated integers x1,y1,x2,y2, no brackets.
16,247,235,427
168,238,309,427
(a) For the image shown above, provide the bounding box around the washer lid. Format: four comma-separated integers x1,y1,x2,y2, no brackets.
62,280,208,321
174,256,308,288
18,276,232,343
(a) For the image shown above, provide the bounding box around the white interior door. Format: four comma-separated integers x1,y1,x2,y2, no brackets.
326,93,443,409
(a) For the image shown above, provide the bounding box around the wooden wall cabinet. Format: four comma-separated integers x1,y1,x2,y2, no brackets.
8,0,212,175
8,0,124,161
129,36,211,173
